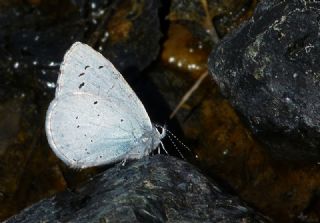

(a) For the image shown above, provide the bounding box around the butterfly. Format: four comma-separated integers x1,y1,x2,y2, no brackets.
45,42,166,169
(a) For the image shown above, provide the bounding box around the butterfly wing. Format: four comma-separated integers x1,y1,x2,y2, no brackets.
46,92,150,168
56,42,152,130
46,42,157,168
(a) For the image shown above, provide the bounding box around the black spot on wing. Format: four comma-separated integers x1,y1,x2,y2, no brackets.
79,82,85,89
77,125,80,128
93,101,98,105
79,72,85,77
85,65,90,70
98,66,103,69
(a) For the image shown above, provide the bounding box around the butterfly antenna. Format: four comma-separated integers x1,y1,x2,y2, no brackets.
166,133,185,159
165,128,192,152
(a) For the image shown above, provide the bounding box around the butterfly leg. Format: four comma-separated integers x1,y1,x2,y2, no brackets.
160,141,168,155
121,158,127,166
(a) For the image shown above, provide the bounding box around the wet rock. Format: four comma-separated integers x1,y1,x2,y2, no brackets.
98,0,162,74
168,0,256,41
0,0,162,220
209,0,320,161
0,0,161,96
0,1,85,97
5,155,270,223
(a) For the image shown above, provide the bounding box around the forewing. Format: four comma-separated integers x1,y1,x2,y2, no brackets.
45,92,148,168
57,42,152,130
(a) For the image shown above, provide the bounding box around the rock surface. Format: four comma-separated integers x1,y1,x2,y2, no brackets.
209,0,320,161
5,155,269,223
0,0,162,220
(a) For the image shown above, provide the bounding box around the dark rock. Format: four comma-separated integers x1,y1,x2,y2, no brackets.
0,1,85,98
208,0,320,161
98,0,162,74
0,1,162,219
5,155,270,223
0,0,161,96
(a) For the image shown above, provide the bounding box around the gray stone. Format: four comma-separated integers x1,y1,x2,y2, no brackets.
209,0,320,161
5,155,270,222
